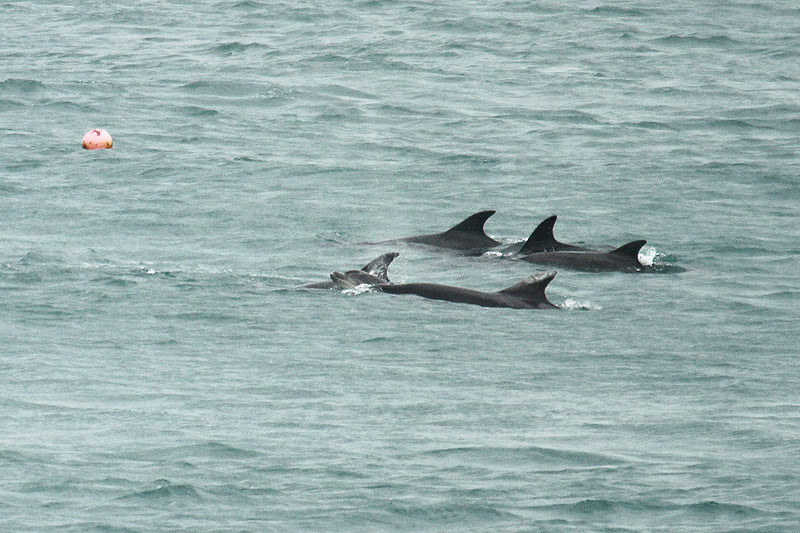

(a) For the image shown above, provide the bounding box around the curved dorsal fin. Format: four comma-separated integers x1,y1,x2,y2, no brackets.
498,271,557,304
360,252,399,282
519,215,558,255
443,210,495,235
610,240,647,257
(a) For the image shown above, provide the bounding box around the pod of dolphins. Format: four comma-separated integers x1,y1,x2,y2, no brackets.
303,210,681,310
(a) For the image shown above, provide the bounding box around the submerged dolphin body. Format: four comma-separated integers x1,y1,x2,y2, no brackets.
302,252,399,289
520,240,648,272
383,210,501,252
505,215,594,255
330,270,560,309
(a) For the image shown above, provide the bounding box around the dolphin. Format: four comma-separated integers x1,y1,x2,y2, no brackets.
520,240,648,272
507,215,595,255
330,270,560,309
380,210,501,252
302,252,399,289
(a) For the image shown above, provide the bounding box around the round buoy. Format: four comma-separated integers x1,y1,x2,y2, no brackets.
82,129,113,149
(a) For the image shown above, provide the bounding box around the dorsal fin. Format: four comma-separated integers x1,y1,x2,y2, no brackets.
610,240,647,257
519,215,558,255
498,271,557,304
360,252,399,282
442,210,495,235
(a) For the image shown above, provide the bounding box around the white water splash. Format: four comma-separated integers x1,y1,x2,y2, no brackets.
561,298,602,311
341,284,376,296
638,245,657,267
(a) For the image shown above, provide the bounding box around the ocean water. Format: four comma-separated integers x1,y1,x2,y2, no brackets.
2,1,799,531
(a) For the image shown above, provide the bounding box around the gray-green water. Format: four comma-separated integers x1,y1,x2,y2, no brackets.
2,1,799,531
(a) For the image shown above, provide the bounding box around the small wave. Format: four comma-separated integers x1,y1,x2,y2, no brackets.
542,498,761,517
757,290,800,301
92,275,138,287
387,501,519,522
6,271,41,286
0,78,45,93
0,449,29,463
320,84,376,101
687,500,760,516
219,0,262,9
119,441,261,462
206,484,282,498
706,118,771,130
441,153,502,167
376,103,423,116
360,336,395,343
0,98,24,110
416,445,623,467
179,105,220,117
304,52,352,65
174,441,262,459
19,250,65,265
764,49,796,59
179,80,259,96
571,498,615,513
0,181,22,193
5,158,44,172
62,522,142,533
166,311,242,322
117,480,202,501
678,116,750,134
41,99,87,111
776,117,800,132
708,242,770,255
626,120,676,131
314,105,365,122
727,103,800,117
535,109,605,125
208,41,271,55
588,6,648,16
652,34,741,47
325,467,369,480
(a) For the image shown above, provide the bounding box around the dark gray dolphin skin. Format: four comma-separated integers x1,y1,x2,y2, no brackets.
302,252,399,289
330,270,560,309
520,240,647,272
514,215,595,254
387,210,501,252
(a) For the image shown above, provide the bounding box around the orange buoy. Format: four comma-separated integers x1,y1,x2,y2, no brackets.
82,129,113,149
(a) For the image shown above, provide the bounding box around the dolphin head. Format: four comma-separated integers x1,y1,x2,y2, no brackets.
329,271,355,289
329,270,385,290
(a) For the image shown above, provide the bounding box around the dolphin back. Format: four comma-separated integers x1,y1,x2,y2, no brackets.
609,240,647,258
441,210,496,237
498,271,558,308
519,215,559,254
518,215,592,254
